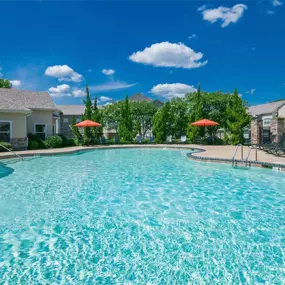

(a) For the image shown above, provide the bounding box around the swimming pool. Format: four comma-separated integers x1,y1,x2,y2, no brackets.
1,148,285,284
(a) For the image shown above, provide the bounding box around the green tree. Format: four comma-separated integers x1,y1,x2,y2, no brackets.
131,101,158,138
153,101,172,143
225,89,250,145
82,85,93,144
71,116,82,140
103,102,122,134
118,95,133,142
92,96,103,143
170,98,188,138
0,78,11,88
187,84,205,141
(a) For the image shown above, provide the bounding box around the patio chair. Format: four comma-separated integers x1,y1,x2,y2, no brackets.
166,135,172,144
100,136,106,145
149,136,155,144
114,135,120,144
180,135,187,144
135,136,142,143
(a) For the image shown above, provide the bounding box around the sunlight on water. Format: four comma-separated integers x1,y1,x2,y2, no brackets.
0,148,285,284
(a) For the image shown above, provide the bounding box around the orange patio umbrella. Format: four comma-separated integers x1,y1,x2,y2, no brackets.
75,120,101,127
191,119,219,127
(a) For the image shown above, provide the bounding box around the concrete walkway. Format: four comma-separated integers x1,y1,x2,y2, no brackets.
1,144,285,167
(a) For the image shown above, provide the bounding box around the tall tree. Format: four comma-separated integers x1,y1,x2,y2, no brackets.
187,84,205,141
131,101,158,138
225,88,250,145
92,96,103,143
0,78,11,88
83,85,93,143
153,101,171,143
71,116,82,140
119,95,133,141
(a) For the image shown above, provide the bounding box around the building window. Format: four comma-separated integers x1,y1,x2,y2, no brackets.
63,118,69,123
0,121,11,142
34,124,47,140
76,117,81,123
263,118,271,127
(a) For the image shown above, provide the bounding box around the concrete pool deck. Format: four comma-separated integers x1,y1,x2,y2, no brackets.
1,144,285,169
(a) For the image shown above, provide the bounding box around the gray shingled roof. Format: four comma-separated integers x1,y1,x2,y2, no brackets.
248,100,285,116
0,88,56,112
129,93,152,102
58,105,86,116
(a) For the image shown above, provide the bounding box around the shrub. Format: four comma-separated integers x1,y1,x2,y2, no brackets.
0,141,12,152
63,138,77,147
28,140,39,150
27,133,46,149
44,136,63,148
142,138,150,144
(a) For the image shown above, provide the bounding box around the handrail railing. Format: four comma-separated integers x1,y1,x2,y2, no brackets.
245,146,252,167
0,143,23,161
232,144,241,164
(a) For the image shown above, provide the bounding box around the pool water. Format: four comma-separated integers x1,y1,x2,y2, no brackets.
0,148,285,284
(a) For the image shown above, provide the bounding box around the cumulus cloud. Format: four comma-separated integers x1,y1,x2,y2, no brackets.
129,42,207,69
267,10,275,15
48,84,71,97
273,0,282,6
90,81,136,92
150,83,197,99
102,69,115,76
201,4,247,28
99,96,112,102
72,89,85,97
0,66,3,77
45,65,83,82
10,80,22,87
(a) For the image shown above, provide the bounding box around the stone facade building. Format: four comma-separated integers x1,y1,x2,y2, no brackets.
248,101,285,144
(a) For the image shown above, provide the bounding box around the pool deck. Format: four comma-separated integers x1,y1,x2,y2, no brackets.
1,144,285,169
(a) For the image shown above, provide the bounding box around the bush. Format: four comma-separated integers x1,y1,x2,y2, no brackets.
27,133,46,149
63,138,77,147
0,141,12,152
142,138,150,144
44,136,63,148
28,140,39,150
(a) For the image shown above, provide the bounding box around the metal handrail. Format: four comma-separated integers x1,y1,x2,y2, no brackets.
232,144,241,160
245,146,253,167
0,143,23,161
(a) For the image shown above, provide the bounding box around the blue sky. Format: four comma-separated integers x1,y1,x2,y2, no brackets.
0,0,284,106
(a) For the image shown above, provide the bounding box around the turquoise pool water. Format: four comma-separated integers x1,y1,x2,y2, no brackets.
0,148,285,284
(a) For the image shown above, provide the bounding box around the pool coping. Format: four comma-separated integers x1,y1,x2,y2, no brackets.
1,144,285,171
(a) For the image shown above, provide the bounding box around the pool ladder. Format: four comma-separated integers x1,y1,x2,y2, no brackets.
232,145,253,167
0,142,24,162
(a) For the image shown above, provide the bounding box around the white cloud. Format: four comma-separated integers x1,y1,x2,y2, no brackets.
246,88,256,94
188,34,197,40
10,80,22,87
99,96,112,102
267,10,275,15
129,42,207,69
90,81,136,92
72,89,85,97
150,83,197,99
102,69,116,76
88,69,92,72
202,4,247,28
0,66,3,77
48,84,71,97
45,65,83,82
197,5,207,11
273,0,282,6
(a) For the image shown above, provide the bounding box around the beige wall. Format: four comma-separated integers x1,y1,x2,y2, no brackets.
27,110,54,137
278,105,285,118
0,112,27,139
